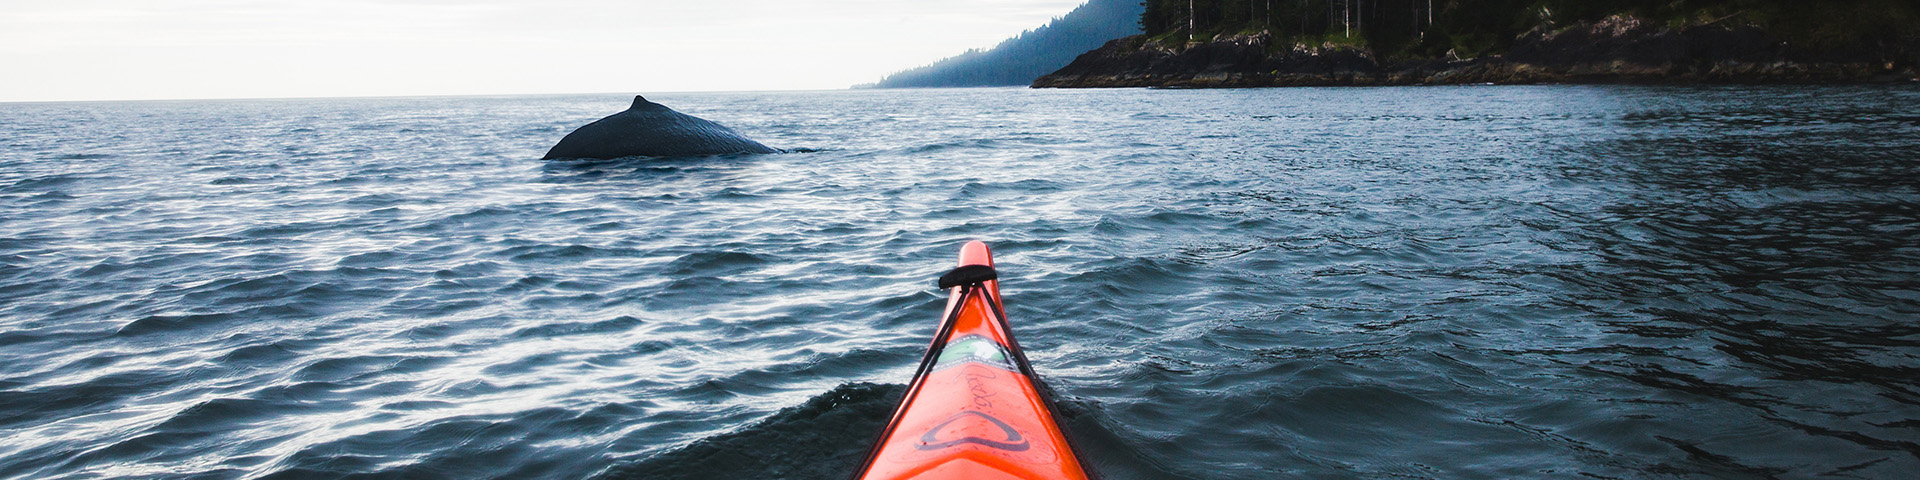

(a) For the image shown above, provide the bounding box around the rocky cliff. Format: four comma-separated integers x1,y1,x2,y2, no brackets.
1033,15,1920,88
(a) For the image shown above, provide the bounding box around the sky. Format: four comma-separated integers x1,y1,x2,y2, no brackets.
0,0,1087,102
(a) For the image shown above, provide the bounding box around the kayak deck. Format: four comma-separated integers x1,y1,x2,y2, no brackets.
855,241,1089,480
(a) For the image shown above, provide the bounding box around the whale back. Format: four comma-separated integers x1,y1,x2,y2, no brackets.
543,96,778,160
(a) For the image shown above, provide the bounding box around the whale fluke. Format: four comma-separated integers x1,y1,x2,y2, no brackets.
543,96,778,160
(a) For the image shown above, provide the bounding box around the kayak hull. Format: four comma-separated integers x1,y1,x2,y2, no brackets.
855,241,1090,480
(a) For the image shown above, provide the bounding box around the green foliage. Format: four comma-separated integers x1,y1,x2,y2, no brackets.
1138,0,1920,57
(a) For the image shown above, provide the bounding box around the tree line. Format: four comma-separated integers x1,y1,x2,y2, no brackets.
873,0,1143,87
1139,0,1920,57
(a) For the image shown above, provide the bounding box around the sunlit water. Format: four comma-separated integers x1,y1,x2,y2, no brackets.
2,86,1917,479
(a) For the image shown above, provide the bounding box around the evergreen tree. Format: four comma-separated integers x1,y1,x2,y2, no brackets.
1135,0,1920,58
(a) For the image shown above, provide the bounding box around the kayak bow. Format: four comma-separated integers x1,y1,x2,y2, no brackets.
854,241,1090,480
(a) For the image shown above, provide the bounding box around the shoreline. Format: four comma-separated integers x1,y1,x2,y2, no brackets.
1034,16,1920,89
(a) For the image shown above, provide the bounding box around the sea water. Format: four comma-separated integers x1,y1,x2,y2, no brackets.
2,86,1917,479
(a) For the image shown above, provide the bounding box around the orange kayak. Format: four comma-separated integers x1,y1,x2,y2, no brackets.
854,241,1091,480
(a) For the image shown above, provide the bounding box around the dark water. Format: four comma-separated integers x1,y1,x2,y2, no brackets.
2,86,1916,479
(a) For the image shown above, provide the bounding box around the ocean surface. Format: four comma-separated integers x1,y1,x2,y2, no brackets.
2,86,1917,479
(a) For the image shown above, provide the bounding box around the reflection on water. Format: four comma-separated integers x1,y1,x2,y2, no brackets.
1550,96,1920,474
0,86,1915,479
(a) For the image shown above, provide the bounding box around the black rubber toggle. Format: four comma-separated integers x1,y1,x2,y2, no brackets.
938,265,998,289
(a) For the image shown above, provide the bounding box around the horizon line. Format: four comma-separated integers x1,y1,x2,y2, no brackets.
0,86,889,105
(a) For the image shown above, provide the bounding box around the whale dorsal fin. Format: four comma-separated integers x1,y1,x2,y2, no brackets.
630,95,665,111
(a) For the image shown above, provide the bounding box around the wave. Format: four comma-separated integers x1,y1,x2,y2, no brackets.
599,383,903,480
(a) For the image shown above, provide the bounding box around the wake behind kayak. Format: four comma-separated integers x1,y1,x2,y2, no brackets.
854,241,1091,480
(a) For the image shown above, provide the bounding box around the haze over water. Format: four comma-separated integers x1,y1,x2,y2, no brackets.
2,86,1916,479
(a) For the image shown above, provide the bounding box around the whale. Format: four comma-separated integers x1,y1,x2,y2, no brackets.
543,96,779,160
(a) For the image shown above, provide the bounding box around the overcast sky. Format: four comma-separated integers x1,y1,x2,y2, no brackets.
0,0,1086,102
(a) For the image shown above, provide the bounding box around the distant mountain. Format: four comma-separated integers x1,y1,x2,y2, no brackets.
869,0,1144,88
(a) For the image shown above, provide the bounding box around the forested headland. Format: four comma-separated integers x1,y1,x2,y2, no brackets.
866,0,1142,88
1035,0,1920,87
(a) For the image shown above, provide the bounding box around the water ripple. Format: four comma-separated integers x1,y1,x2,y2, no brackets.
1,86,1917,479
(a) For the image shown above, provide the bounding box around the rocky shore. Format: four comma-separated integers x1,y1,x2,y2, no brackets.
1033,15,1920,88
